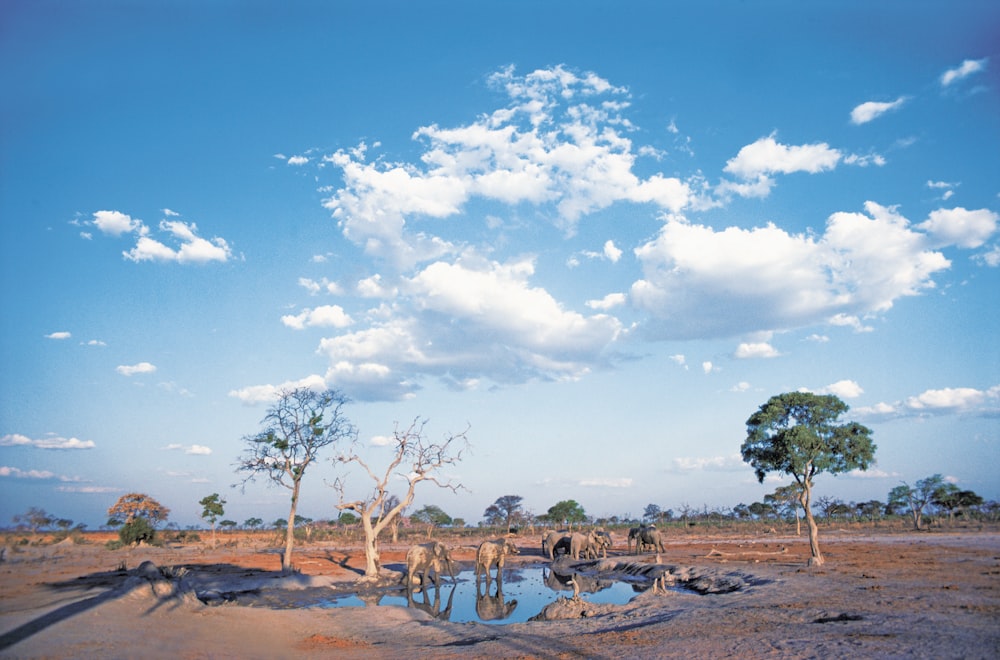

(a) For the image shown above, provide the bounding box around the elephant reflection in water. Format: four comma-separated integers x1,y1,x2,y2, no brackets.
543,567,614,596
406,583,456,621
475,579,518,621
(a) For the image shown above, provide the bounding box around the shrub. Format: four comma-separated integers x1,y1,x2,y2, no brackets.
119,518,155,546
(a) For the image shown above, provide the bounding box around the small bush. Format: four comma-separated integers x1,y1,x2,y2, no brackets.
119,518,155,546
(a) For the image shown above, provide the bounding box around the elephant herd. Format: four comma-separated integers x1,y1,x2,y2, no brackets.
402,527,664,621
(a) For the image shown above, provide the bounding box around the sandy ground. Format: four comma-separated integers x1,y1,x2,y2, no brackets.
1,528,998,659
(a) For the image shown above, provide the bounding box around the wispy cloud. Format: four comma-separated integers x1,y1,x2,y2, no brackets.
940,58,987,87
116,362,156,376
855,385,1000,421
0,433,96,450
850,97,907,125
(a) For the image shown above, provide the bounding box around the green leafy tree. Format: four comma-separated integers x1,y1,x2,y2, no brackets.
642,503,663,524
236,387,356,573
932,484,982,523
482,494,525,532
107,493,170,546
765,483,804,534
888,474,944,530
412,504,452,537
12,507,53,537
199,493,226,547
243,517,263,530
741,392,875,566
546,499,588,529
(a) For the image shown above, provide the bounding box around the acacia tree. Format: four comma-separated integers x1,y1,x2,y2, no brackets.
199,493,226,548
333,418,468,580
765,483,804,535
483,494,524,533
546,499,587,529
12,507,53,538
107,493,170,545
236,387,356,573
741,392,875,566
888,474,945,530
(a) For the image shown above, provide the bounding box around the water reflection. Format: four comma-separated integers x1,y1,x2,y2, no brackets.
320,566,642,625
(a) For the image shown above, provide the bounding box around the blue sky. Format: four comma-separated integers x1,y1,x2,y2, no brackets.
2,1,998,529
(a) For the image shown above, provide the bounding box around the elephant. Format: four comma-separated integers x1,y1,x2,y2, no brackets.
405,541,456,591
627,526,645,553
637,526,665,553
569,530,605,560
541,530,566,560
475,537,519,587
585,530,612,558
475,581,518,621
551,534,573,559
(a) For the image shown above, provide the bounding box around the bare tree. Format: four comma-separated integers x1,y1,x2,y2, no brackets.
333,418,468,580
236,388,356,573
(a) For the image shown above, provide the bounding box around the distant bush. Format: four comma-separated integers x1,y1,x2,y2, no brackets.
119,518,155,546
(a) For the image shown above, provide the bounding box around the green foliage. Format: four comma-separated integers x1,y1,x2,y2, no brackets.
482,494,524,531
119,517,156,545
742,392,876,484
243,517,263,530
337,511,359,525
199,493,226,525
546,499,587,526
412,504,453,527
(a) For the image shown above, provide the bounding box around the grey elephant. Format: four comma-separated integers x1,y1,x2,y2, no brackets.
637,526,665,553
541,529,568,560
406,541,456,591
475,537,519,587
475,581,518,621
584,529,612,559
551,534,573,558
627,525,646,553
569,530,605,560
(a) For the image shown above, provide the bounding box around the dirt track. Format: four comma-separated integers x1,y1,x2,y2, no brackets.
1,528,998,658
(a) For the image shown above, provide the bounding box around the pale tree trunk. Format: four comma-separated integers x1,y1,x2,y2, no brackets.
360,515,380,578
800,480,824,566
283,480,301,573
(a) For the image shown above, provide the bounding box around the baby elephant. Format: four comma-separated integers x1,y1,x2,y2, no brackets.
475,537,519,587
406,541,456,591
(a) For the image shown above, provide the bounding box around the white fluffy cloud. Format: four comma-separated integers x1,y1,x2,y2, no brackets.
723,135,841,179
631,201,954,339
850,97,907,125
87,210,232,264
0,433,96,449
45,331,71,340
281,305,354,330
815,379,864,399
228,374,329,405
733,342,780,359
116,362,157,376
919,207,998,249
856,385,1000,420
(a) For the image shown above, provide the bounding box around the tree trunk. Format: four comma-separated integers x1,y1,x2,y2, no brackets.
800,481,824,566
360,515,380,578
283,480,301,573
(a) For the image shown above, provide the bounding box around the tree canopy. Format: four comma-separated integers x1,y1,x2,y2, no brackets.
483,494,525,532
236,387,356,572
546,499,587,528
741,391,875,565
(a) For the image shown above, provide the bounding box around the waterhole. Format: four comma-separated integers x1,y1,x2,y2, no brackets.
317,565,669,624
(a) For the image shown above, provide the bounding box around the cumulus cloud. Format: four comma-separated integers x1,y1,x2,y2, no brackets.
0,433,96,449
855,384,1000,421
124,220,232,264
940,58,988,87
91,210,140,236
815,379,865,399
228,374,329,405
723,134,841,179
850,97,907,125
45,331,71,340
281,305,354,330
918,207,997,249
585,292,626,311
116,362,156,376
733,342,780,359
87,210,233,264
631,201,952,339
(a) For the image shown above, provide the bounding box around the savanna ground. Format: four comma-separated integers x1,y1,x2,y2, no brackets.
1,523,998,659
